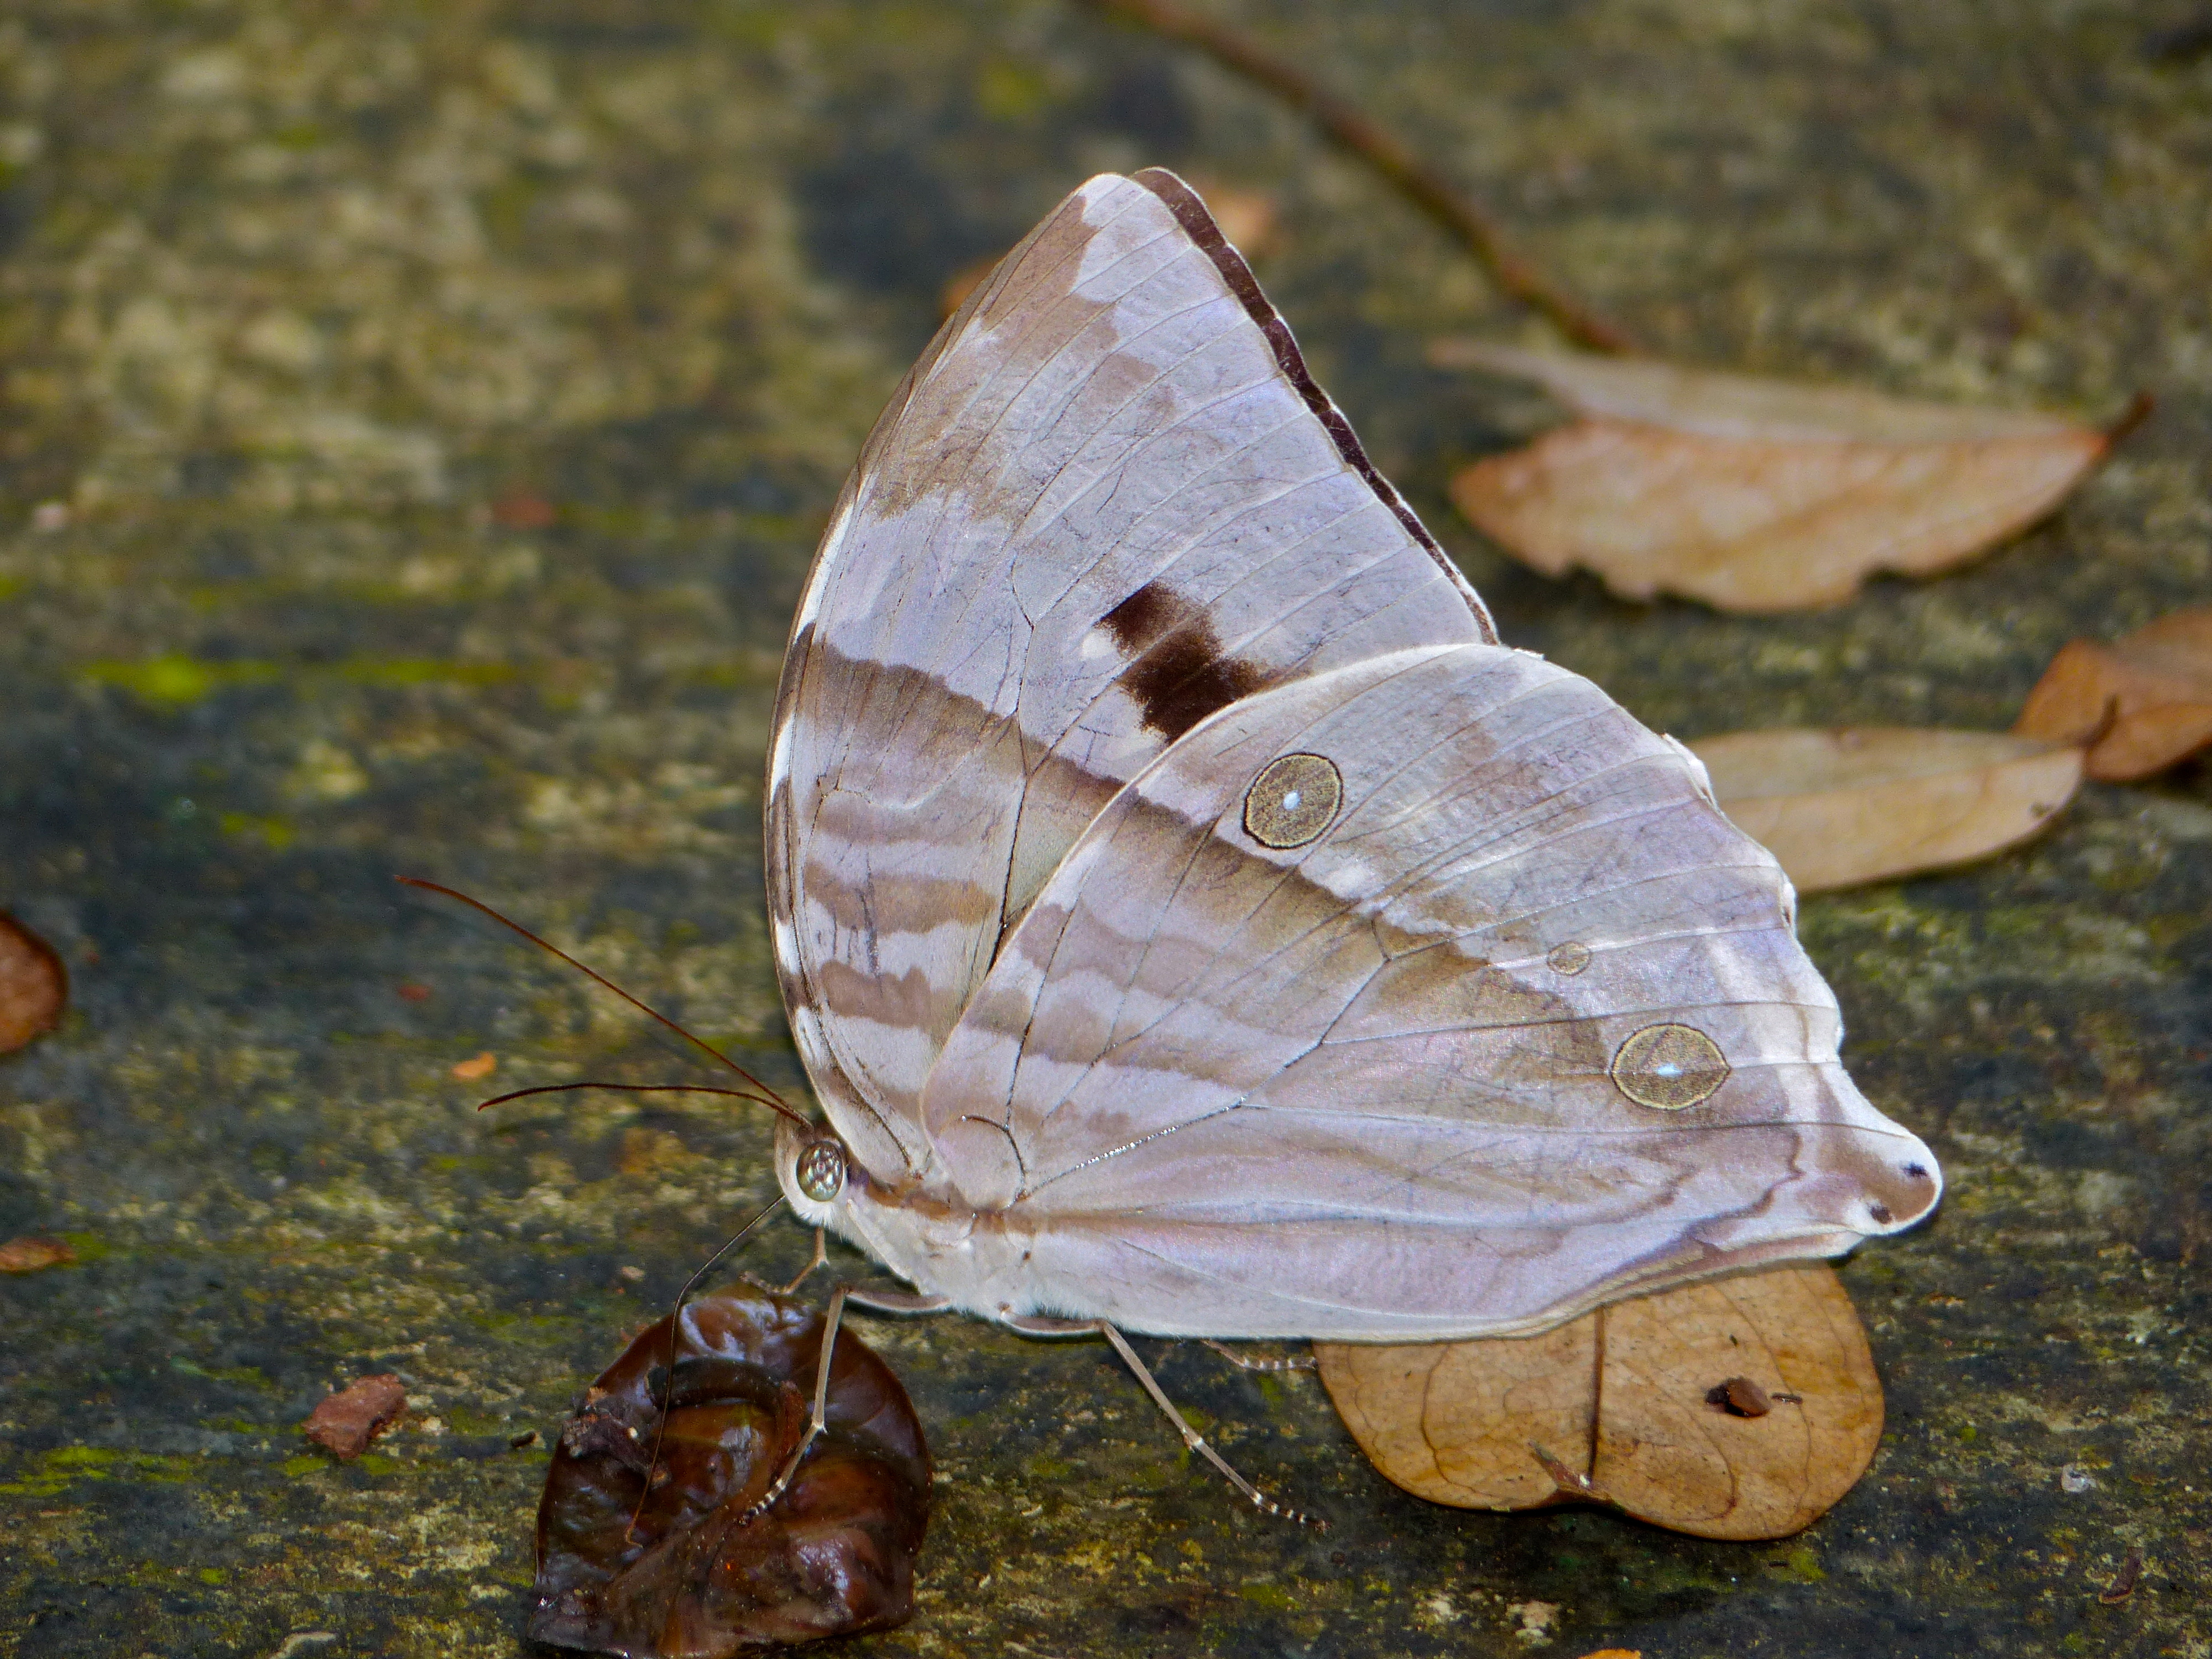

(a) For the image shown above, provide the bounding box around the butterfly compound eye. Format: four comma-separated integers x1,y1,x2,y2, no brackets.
795,1139,846,1203
1610,1022,1730,1110
1244,753,1343,849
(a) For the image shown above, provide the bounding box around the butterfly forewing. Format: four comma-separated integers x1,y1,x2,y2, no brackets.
916,645,1941,1339
768,171,1493,1179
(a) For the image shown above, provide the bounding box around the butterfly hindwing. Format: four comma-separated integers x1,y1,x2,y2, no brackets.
917,645,1942,1338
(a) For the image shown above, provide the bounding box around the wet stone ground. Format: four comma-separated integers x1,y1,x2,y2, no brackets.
2,2,2208,1656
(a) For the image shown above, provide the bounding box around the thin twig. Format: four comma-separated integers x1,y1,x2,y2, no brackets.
1081,0,1639,354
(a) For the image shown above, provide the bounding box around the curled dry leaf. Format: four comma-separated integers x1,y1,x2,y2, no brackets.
1687,727,2084,894
303,1374,409,1459
0,912,69,1055
1438,342,2116,612
2015,607,2212,780
531,1291,931,1657
1316,1264,1882,1541
0,1234,77,1274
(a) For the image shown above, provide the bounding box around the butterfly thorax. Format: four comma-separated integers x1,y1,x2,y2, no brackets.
774,1117,1052,1321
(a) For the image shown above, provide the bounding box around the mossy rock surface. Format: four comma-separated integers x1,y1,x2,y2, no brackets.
2,3,2206,1655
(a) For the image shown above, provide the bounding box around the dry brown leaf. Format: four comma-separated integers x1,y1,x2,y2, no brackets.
450,1050,497,1080
1317,1264,1882,1541
1688,727,2084,893
2015,607,2212,780
1438,341,2115,612
303,1374,408,1459
0,912,68,1055
0,1235,77,1274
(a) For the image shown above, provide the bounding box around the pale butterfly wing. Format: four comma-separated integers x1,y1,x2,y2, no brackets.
767,170,1492,1179
917,645,1942,1339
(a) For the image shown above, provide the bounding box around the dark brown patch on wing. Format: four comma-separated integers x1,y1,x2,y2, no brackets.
1100,581,1267,740
1131,168,1496,646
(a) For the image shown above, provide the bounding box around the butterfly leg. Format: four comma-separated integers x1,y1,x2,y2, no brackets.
843,1285,956,1315
1198,1338,1317,1374
735,1282,851,1525
1026,1318,1318,1540
734,1282,953,1528
772,1227,827,1296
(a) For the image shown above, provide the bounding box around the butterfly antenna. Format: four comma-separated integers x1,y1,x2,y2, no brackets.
397,877,811,1131
475,1082,791,1115
626,1194,787,1544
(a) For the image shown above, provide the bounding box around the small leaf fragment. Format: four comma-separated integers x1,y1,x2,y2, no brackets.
2015,607,2212,780
1688,727,2083,893
0,913,68,1055
1439,342,2113,612
1707,1376,1775,1417
450,1051,497,1081
0,1235,77,1274
2100,1548,2144,1605
1317,1264,1882,1541
304,1374,409,1459
491,493,558,530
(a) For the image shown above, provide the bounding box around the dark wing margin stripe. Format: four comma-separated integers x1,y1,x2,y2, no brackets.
1130,166,1498,645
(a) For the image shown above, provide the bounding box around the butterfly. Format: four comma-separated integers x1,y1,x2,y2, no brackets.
752,169,1940,1518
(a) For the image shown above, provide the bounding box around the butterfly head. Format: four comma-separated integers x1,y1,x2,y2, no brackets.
774,1115,851,1225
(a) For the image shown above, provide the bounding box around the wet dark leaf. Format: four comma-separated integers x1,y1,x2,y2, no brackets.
531,1291,931,1657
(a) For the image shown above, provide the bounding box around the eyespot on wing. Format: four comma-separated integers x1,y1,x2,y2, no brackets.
1243,753,1343,849
1610,1023,1730,1110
